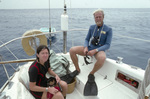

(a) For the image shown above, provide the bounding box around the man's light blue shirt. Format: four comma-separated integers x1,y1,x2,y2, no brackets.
84,24,112,52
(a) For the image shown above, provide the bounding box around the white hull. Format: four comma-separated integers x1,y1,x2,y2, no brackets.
0,52,145,99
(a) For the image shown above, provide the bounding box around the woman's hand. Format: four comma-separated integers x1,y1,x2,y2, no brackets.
55,75,60,83
48,69,60,83
48,87,59,94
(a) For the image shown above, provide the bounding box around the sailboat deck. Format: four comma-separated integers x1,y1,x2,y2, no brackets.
0,53,144,99
66,55,138,99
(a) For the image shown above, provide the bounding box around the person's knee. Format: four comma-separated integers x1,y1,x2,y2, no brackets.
60,81,68,90
97,53,106,61
101,55,106,61
69,47,75,53
63,82,68,89
53,92,64,99
69,47,78,54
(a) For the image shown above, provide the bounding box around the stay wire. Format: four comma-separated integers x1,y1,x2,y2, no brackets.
48,0,52,49
69,0,74,47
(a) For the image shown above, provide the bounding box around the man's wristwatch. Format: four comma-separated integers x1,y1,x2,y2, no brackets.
96,49,98,52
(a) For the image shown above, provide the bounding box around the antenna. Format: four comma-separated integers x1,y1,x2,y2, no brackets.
64,0,65,6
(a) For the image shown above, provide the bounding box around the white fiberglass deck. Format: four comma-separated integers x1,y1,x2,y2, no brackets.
1,53,144,99
66,54,143,99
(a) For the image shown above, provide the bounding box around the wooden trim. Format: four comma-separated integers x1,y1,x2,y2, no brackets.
0,58,36,64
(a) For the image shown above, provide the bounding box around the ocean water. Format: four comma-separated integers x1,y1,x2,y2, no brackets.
0,8,150,88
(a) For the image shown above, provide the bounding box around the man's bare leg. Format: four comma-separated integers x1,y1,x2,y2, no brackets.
69,46,85,72
90,51,106,75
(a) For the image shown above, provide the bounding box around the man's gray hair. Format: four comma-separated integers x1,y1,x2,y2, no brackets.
93,9,104,16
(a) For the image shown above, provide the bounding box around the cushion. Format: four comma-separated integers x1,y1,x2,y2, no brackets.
18,62,32,90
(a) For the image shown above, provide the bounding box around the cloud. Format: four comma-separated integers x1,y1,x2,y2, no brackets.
0,0,150,9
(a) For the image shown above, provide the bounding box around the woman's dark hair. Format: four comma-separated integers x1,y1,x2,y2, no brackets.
36,45,50,61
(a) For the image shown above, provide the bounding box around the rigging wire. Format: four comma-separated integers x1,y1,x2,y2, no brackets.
70,0,74,47
48,0,52,49
68,0,74,47
0,41,19,68
0,41,19,60
0,41,18,71
48,0,51,28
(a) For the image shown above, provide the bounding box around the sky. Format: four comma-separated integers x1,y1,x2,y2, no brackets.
0,0,150,9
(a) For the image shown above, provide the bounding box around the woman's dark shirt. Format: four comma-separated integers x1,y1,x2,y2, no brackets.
28,60,50,99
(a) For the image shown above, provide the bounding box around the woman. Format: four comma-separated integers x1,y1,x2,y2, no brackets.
29,45,67,99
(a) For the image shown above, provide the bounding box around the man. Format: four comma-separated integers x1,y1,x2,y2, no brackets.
69,9,112,78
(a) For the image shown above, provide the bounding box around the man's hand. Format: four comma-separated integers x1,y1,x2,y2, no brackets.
87,49,97,56
84,47,88,55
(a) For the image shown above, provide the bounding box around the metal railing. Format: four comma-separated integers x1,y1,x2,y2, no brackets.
0,28,150,93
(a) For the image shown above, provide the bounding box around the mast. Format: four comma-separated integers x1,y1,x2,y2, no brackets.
61,0,68,54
